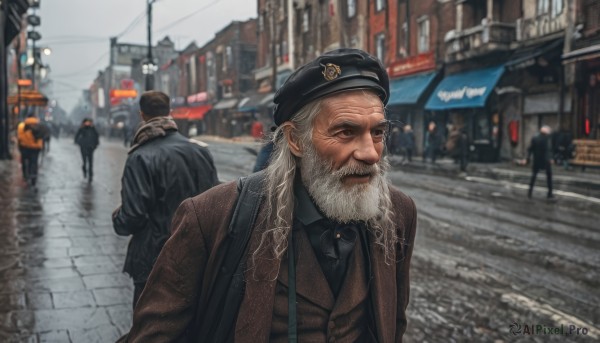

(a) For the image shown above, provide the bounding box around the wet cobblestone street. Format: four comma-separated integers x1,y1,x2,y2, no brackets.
0,138,132,342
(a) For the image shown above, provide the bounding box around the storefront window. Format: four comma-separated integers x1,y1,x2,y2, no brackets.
474,112,490,143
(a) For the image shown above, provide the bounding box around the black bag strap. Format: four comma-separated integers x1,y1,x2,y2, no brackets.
197,171,264,342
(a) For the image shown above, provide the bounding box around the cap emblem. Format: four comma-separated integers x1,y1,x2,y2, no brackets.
322,63,341,81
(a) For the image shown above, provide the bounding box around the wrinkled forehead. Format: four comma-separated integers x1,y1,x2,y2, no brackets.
315,90,386,127
320,89,384,111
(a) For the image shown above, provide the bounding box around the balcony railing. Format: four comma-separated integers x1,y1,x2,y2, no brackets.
516,13,567,41
445,21,516,62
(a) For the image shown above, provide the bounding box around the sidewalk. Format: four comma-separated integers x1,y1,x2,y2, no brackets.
0,138,132,342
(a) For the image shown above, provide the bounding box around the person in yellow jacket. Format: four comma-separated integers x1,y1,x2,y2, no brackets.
17,113,45,186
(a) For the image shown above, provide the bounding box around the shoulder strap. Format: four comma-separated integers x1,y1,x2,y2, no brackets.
197,171,264,342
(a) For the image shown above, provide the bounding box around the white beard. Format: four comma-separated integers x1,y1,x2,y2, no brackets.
299,143,387,223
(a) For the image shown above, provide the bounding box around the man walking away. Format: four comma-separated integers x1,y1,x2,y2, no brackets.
112,91,219,308
527,125,554,199
74,118,100,182
17,113,45,188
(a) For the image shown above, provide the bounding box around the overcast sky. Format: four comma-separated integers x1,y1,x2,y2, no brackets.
37,0,257,112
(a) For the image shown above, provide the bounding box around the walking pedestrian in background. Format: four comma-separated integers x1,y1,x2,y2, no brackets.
399,124,415,164
424,121,442,163
527,125,554,199
17,113,46,188
112,91,219,309
390,126,402,155
74,118,100,182
446,124,469,172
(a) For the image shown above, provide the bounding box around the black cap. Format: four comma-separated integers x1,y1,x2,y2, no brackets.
272,48,389,126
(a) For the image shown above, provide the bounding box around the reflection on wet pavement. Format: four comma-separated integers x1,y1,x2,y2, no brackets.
0,138,131,342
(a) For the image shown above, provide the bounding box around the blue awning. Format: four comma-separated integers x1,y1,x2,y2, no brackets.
425,66,505,110
388,72,438,106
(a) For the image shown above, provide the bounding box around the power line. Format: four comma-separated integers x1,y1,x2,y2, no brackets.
50,79,83,91
156,0,222,33
38,39,106,46
42,35,106,40
52,51,110,78
116,10,147,38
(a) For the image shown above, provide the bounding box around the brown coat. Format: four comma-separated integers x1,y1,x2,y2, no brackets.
122,181,417,342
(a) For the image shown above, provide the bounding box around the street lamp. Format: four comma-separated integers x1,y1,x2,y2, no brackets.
145,0,157,91
142,62,158,76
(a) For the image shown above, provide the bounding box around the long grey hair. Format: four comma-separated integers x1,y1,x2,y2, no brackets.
253,96,399,267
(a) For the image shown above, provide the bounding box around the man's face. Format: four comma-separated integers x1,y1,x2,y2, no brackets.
310,90,387,186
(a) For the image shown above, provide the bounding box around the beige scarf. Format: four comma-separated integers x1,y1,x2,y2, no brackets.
128,116,178,154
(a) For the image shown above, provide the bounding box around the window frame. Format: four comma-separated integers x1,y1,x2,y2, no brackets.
347,0,357,18
375,0,386,13
302,6,310,33
417,16,430,54
375,32,385,62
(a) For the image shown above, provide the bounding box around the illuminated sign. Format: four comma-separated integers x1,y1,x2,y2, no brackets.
110,89,138,98
17,79,32,87
187,92,207,104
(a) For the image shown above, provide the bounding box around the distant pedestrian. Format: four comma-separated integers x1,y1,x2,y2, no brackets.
527,125,554,199
399,124,416,164
17,113,46,187
112,91,219,309
251,120,264,140
74,118,100,182
42,124,51,153
445,124,469,172
389,126,401,155
424,121,442,163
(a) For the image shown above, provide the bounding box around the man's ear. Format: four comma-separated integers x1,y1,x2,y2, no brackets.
282,123,302,157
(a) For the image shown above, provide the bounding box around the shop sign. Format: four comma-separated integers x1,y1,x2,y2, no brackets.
172,96,186,106
437,86,487,103
187,92,208,104
110,89,138,98
387,52,436,78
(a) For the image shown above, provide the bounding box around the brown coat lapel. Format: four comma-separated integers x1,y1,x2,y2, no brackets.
277,228,335,310
370,233,398,343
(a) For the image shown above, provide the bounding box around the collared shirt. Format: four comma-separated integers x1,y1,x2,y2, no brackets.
293,178,359,297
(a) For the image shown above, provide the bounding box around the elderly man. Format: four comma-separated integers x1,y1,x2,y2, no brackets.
121,49,417,342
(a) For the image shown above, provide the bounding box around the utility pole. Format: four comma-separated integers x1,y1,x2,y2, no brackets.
0,0,9,159
270,0,277,92
287,0,294,70
560,0,577,131
144,0,155,91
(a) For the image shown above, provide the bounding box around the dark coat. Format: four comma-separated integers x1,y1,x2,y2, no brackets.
425,129,442,152
112,131,219,283
74,126,99,149
121,180,417,342
399,131,415,150
253,141,275,172
528,133,552,170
